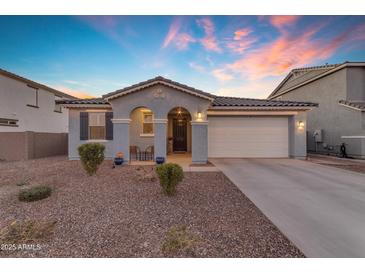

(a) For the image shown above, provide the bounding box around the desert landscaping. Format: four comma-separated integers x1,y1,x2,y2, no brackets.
0,156,303,257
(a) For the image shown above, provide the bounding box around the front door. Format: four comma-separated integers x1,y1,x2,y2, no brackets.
173,118,187,152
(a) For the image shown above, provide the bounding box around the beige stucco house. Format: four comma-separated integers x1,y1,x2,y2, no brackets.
268,62,365,158
58,76,316,164
0,68,76,161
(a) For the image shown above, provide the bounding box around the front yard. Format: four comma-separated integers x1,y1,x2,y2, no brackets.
0,157,303,257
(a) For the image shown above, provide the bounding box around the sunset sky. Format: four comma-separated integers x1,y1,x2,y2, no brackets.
0,15,364,98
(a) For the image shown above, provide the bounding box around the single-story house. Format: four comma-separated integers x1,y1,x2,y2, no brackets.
0,68,76,161
268,62,365,158
58,76,317,164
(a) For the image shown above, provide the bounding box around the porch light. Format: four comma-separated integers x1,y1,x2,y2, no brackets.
197,112,202,120
297,121,305,129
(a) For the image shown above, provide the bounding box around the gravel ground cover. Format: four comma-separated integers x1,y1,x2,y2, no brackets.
308,154,365,174
0,156,303,257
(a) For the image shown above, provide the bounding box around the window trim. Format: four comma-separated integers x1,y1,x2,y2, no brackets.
54,95,62,113
26,84,39,108
141,111,154,136
88,112,106,140
0,118,19,127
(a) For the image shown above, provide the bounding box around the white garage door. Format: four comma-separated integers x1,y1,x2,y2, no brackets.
208,116,289,158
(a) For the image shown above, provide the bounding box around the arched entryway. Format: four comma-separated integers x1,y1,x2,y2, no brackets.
167,107,192,164
129,106,155,162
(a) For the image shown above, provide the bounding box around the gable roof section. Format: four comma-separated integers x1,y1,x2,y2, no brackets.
0,68,76,99
339,100,365,111
268,62,365,99
102,76,215,101
268,64,340,99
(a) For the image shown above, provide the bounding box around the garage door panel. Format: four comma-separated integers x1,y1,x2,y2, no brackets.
208,117,289,158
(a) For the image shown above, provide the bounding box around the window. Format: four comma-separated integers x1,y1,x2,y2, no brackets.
54,95,62,113
0,118,18,127
89,112,105,140
26,85,39,108
142,111,154,135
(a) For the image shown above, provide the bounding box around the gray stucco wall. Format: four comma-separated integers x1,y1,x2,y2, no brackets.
109,84,211,162
277,68,365,158
191,122,208,163
288,112,307,159
347,67,365,101
68,108,114,159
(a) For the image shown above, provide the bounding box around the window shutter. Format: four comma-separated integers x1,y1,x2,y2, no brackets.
105,112,113,140
80,112,89,140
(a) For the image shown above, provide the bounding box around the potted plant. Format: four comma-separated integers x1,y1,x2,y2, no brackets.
155,156,165,164
114,151,124,165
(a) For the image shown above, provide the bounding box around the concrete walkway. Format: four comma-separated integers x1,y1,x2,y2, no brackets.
167,153,219,172
211,158,365,257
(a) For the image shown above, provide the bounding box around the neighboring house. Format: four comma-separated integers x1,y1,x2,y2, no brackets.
58,76,316,164
268,62,365,159
0,68,76,161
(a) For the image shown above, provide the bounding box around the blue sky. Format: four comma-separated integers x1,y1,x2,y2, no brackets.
0,16,364,98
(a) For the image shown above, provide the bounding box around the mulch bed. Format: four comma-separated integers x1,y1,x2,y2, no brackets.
0,156,304,258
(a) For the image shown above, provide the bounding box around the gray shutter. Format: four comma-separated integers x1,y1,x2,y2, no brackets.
80,112,89,140
105,112,113,140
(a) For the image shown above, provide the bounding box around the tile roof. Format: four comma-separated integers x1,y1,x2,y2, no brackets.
57,96,317,109
0,68,76,99
102,76,215,100
339,100,365,110
212,97,318,108
56,98,109,105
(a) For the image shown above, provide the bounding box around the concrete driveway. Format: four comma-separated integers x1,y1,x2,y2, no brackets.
210,158,365,257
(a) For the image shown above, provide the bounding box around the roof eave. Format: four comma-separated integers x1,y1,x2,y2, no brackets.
208,106,317,111
103,80,215,102
338,102,365,112
58,104,111,109
0,69,77,99
269,62,365,100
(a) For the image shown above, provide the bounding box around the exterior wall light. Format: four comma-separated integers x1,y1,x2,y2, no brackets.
297,121,305,129
197,112,202,120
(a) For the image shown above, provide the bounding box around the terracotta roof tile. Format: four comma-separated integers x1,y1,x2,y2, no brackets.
212,96,317,108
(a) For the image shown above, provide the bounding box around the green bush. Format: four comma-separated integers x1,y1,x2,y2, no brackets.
78,143,105,175
156,163,184,196
161,225,199,256
18,186,52,202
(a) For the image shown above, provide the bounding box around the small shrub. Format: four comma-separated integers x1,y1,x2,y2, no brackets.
18,186,52,202
156,163,184,196
0,220,56,244
78,143,105,175
161,225,199,256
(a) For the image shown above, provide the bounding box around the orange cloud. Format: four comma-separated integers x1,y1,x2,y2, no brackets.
197,17,222,52
233,28,252,40
227,27,256,54
174,33,196,50
162,17,183,48
56,86,95,99
269,16,301,31
223,22,365,80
